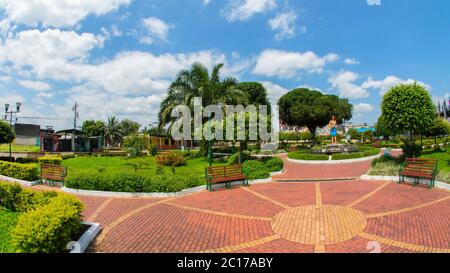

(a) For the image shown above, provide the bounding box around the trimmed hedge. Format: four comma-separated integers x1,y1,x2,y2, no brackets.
11,194,83,253
0,161,39,181
38,155,63,165
331,153,364,160
288,152,329,161
65,172,202,193
0,181,82,253
0,181,58,213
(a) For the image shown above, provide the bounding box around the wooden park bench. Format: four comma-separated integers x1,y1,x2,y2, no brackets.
399,158,438,188
205,164,249,192
40,164,67,186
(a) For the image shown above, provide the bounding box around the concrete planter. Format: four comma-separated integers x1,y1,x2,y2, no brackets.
67,222,101,253
287,154,382,165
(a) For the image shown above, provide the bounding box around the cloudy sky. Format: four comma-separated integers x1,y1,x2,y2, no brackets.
0,0,448,129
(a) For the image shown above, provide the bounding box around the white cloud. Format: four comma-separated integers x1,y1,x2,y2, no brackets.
0,0,132,27
222,0,277,22
354,103,375,113
111,24,123,37
268,10,302,41
203,0,211,5
328,71,369,99
367,0,381,6
261,81,289,105
253,49,339,78
140,17,172,45
362,76,432,95
344,58,359,65
0,29,103,81
18,80,51,91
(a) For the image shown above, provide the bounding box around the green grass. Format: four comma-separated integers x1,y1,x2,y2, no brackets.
0,144,40,153
0,207,19,253
369,149,450,184
63,156,228,182
288,152,329,161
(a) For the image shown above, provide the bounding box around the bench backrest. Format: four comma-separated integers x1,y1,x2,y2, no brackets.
41,164,67,181
206,164,244,178
404,158,437,174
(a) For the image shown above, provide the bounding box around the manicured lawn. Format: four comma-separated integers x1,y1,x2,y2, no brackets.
63,156,227,181
369,149,450,183
420,149,450,173
0,144,40,153
0,208,19,253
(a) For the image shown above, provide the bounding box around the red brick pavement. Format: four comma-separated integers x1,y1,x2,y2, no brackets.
80,180,450,253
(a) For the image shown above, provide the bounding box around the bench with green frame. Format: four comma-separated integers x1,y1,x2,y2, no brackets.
40,164,67,186
205,164,249,192
399,158,438,188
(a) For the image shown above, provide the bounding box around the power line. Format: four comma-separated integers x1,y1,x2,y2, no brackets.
15,116,73,121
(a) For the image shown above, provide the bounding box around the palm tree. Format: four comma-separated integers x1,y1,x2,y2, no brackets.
158,63,248,155
105,116,124,147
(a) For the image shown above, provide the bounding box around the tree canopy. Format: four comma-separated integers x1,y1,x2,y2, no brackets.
380,83,436,139
82,120,105,137
0,121,15,144
278,88,353,138
119,119,141,137
235,82,271,111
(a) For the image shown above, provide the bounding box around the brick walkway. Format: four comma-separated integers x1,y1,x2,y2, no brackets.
78,178,450,253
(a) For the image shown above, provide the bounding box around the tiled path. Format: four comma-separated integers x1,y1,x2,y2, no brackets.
78,179,449,253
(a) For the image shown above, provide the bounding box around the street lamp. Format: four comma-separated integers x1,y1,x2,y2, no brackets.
5,102,21,161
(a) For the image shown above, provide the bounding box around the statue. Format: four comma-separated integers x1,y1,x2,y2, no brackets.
328,115,338,144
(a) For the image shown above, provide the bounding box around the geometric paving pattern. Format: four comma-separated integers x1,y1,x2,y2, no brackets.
77,179,450,253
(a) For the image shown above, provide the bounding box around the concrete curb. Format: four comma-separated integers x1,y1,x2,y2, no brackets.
67,222,102,253
360,175,450,191
287,154,382,165
0,175,41,186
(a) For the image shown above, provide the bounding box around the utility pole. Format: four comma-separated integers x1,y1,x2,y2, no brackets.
4,103,21,162
72,102,79,152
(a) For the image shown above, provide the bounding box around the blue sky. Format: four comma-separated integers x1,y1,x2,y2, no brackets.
0,0,449,129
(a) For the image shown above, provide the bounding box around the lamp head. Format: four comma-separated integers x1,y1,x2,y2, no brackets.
16,102,21,112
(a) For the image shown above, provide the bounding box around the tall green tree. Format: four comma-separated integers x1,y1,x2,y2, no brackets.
105,116,124,147
159,63,249,155
278,88,353,141
0,121,15,144
119,119,141,137
381,83,435,143
235,82,271,111
424,118,450,148
82,120,105,137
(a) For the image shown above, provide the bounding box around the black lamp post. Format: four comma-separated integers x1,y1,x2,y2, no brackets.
5,102,21,161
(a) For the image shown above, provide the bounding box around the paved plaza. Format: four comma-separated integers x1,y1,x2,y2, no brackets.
73,156,450,253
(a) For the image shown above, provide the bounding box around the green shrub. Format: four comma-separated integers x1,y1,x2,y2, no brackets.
228,151,252,164
64,171,202,193
150,144,158,156
11,194,83,253
16,158,38,164
262,157,284,172
0,161,39,181
242,158,284,180
0,181,58,212
362,148,380,157
156,152,186,167
288,152,329,161
38,155,63,165
402,144,423,158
